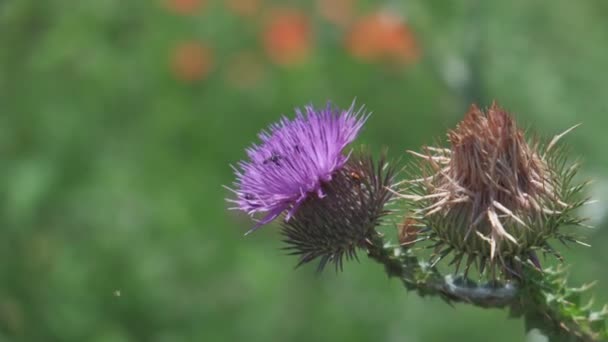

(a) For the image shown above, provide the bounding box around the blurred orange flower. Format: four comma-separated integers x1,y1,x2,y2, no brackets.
262,9,313,66
317,0,355,27
225,0,262,17
164,0,206,15
170,41,214,82
345,11,421,64
224,51,266,89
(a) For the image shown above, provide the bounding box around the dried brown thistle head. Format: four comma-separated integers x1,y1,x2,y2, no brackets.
402,102,587,277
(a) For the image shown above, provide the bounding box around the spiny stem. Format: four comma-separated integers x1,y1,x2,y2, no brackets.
366,233,517,307
365,233,607,341
517,267,607,342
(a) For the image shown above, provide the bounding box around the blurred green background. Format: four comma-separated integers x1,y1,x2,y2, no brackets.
1,0,607,341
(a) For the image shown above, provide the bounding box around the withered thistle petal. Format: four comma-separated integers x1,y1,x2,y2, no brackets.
403,102,587,276
281,152,397,272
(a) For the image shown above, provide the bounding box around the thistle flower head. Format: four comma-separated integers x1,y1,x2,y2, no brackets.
404,102,586,276
282,152,397,271
229,102,368,230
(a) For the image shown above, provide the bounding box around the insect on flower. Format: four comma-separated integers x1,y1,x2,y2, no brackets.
281,152,398,271
227,102,369,233
398,217,421,247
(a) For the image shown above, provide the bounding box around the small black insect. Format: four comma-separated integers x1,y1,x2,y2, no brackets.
263,153,283,166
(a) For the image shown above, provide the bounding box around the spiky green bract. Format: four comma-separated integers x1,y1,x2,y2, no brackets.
401,103,588,277
281,152,397,272
517,266,608,341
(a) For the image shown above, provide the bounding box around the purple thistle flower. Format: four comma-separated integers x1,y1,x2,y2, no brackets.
228,102,368,233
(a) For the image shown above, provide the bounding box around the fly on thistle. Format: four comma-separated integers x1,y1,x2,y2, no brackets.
400,102,588,277
227,102,398,271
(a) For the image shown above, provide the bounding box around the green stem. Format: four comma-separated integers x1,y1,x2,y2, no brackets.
366,233,517,308
365,233,607,341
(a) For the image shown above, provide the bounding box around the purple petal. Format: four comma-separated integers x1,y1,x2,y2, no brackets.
229,101,368,230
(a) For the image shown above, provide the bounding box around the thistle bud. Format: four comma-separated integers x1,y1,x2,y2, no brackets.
281,153,397,271
403,102,587,276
